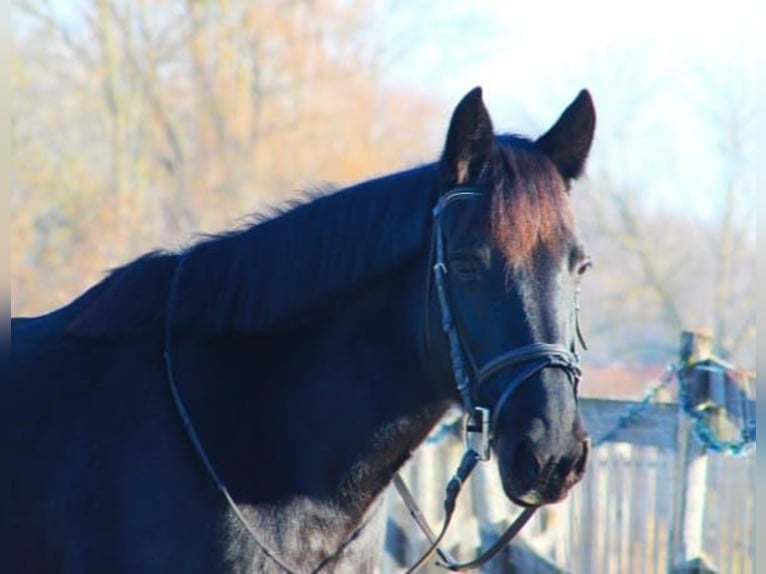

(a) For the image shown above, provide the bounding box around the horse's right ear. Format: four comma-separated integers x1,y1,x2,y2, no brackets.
536,90,596,180
440,87,495,188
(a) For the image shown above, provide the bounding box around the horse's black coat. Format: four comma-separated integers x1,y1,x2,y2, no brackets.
5,88,596,573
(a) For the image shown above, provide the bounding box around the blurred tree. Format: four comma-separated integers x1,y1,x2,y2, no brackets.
572,60,755,368
11,0,440,315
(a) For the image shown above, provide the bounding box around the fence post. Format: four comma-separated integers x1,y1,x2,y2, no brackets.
669,329,716,574
470,462,505,574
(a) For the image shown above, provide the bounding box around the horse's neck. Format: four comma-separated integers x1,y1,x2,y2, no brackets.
173,256,451,540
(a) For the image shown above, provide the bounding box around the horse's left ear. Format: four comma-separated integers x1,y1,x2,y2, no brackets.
440,86,495,187
536,90,596,180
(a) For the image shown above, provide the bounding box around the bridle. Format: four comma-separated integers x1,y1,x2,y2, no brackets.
162,186,585,573
394,186,584,572
430,187,583,424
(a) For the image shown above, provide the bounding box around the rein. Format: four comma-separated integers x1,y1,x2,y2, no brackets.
163,259,298,573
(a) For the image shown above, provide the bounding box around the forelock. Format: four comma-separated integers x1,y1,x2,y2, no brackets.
490,143,575,269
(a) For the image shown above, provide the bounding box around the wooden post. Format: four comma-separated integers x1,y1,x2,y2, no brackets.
679,329,713,366
669,329,716,573
470,460,508,574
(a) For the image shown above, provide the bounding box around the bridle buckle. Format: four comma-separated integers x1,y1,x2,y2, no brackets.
465,406,492,461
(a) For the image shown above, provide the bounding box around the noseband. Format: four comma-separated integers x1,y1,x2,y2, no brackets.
398,187,584,572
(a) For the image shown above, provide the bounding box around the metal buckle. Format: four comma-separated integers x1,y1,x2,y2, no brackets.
465,406,492,461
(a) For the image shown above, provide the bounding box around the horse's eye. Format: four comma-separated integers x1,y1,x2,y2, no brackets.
576,259,593,276
450,255,481,280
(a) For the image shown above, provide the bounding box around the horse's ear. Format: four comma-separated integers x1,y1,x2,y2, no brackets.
536,89,596,180
440,86,495,188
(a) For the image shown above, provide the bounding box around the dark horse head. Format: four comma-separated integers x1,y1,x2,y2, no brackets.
426,87,594,507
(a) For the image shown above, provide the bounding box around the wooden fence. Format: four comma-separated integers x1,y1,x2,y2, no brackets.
383,331,756,573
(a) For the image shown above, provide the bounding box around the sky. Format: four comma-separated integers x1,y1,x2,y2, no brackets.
26,0,759,224
379,0,757,222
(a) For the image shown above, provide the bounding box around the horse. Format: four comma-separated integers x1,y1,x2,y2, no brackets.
5,87,596,573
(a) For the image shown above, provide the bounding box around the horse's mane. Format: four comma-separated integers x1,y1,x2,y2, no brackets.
68,164,440,337
65,251,180,337
65,134,572,339
169,164,440,334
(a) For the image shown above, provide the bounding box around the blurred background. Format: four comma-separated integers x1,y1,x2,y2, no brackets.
11,0,755,382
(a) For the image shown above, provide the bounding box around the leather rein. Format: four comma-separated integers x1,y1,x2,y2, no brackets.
162,186,584,573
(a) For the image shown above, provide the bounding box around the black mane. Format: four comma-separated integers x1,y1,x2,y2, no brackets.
64,251,180,337
68,164,440,338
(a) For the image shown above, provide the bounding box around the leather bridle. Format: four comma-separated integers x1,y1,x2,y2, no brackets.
430,188,582,422
394,187,584,572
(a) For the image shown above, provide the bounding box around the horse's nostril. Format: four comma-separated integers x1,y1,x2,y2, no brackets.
513,438,542,487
